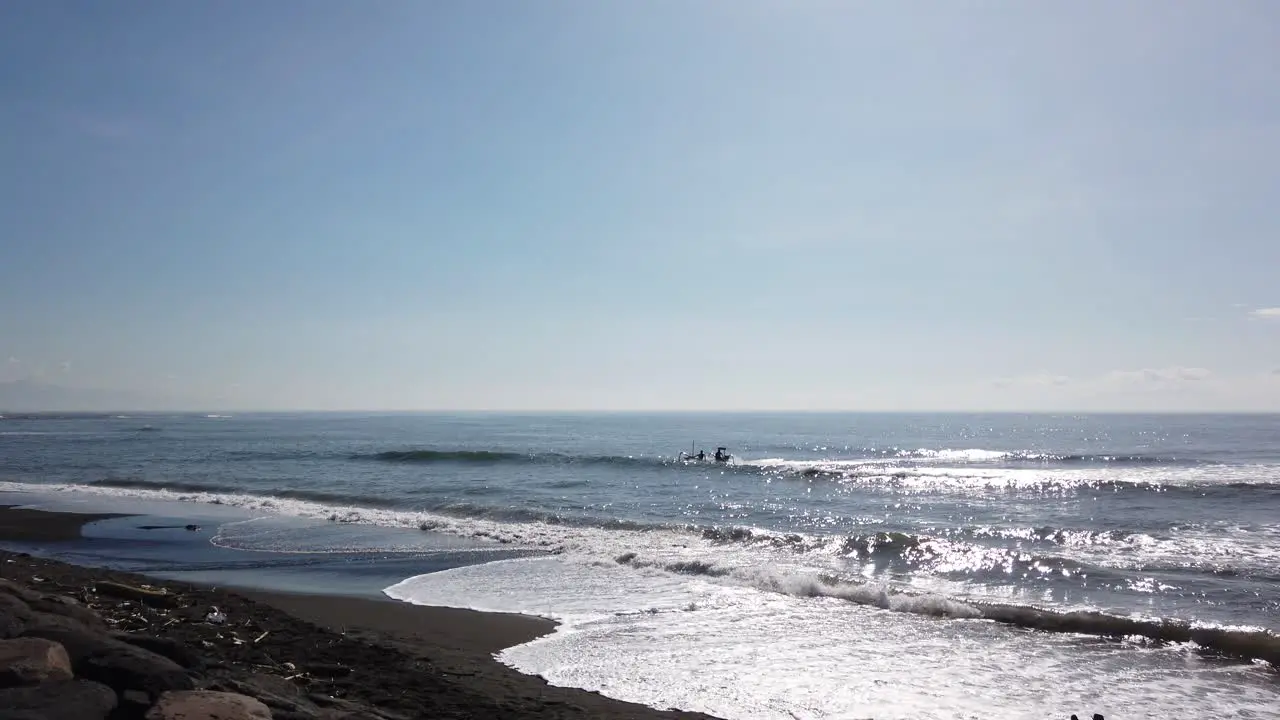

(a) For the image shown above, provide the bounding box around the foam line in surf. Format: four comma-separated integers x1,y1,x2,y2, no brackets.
611,553,1279,666
27,479,1280,577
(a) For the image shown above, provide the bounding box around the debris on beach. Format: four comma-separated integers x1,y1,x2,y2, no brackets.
95,580,179,608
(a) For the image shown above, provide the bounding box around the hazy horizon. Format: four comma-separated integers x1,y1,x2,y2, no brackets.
4,2,1279,413
4,378,1280,415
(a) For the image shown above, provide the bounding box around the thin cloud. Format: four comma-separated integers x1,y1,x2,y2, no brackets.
1105,367,1211,385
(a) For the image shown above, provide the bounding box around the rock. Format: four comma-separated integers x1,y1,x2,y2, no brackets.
26,593,106,630
0,678,117,720
0,579,41,604
145,690,272,720
0,593,33,639
112,634,206,672
81,640,195,700
21,625,112,663
21,626,193,700
0,637,73,687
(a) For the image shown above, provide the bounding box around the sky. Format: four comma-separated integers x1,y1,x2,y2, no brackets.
2,1,1279,412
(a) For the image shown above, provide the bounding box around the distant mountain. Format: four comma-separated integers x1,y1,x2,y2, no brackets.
0,380,183,412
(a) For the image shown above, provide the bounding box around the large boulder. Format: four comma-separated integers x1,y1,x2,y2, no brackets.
145,690,272,720
0,593,33,639
0,678,118,720
0,637,73,687
20,626,193,700
81,640,195,701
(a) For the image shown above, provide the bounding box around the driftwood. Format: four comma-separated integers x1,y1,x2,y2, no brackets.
94,580,179,607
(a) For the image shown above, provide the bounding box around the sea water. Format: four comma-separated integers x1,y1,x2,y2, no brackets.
2,412,1277,718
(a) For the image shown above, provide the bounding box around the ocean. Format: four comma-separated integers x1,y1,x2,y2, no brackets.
1,411,1277,719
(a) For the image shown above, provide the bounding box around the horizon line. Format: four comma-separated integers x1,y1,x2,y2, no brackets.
3,408,1279,416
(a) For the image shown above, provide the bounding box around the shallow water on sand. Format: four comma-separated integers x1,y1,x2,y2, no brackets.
2,412,1278,717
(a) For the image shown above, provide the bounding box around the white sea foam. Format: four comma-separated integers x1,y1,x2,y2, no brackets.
387,557,1280,720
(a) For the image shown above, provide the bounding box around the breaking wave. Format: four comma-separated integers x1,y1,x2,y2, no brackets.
608,553,1279,666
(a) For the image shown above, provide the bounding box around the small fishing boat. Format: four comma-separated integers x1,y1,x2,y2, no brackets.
679,446,733,463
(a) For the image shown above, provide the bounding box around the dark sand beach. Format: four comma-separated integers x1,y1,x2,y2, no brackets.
0,504,720,719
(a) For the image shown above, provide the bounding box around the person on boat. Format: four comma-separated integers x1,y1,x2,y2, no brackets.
695,449,706,461
714,447,728,462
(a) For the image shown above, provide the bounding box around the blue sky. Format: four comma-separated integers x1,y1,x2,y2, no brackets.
2,1,1279,411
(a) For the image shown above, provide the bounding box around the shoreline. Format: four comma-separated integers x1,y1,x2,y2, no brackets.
0,504,721,719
